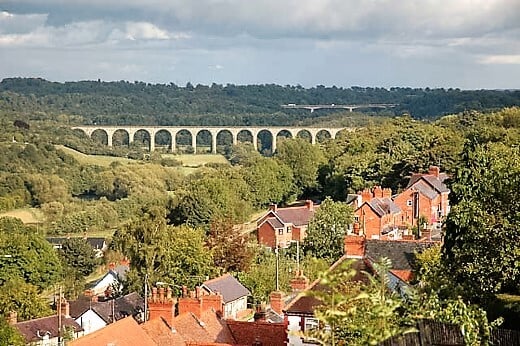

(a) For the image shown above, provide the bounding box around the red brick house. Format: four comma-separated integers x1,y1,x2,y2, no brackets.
256,200,318,248
350,186,402,239
392,166,450,229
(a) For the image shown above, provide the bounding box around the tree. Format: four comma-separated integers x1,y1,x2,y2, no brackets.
304,197,354,261
0,278,53,321
308,258,410,345
0,217,63,290
206,218,258,273
239,156,295,207
443,142,520,301
275,138,325,196
112,207,214,294
0,317,24,346
59,238,99,276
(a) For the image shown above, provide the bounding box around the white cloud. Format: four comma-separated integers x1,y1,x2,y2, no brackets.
125,22,170,40
478,54,520,65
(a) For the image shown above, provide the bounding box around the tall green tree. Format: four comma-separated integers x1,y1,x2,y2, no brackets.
275,138,325,196
304,197,354,261
240,156,295,207
112,208,214,293
443,141,520,301
0,217,62,290
59,238,99,276
0,278,53,321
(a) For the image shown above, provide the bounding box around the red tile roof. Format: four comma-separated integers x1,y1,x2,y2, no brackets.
226,320,287,346
69,316,156,346
169,309,236,345
142,317,186,345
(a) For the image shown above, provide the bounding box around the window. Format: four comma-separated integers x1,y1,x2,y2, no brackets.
278,229,284,235
406,200,412,207
354,216,359,222
287,226,292,233
304,318,319,331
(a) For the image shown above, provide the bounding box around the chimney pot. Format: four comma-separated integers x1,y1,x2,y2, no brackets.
305,200,314,212
269,204,278,212
152,287,158,303
373,186,383,198
182,286,187,298
158,287,165,303
195,286,201,298
166,287,172,301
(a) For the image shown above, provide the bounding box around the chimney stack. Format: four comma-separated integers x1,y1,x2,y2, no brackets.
289,270,309,292
361,189,372,203
344,235,365,258
428,166,440,177
59,298,70,318
7,311,17,325
373,186,383,198
305,200,314,212
182,286,188,298
269,291,284,316
269,204,278,212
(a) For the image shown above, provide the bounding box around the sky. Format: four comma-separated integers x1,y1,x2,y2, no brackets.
0,0,519,89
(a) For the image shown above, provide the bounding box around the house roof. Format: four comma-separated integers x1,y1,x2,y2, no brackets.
69,292,144,323
202,274,250,304
285,256,371,316
226,319,287,346
407,173,449,194
69,316,156,346
46,237,106,249
14,315,83,343
362,197,401,218
275,205,318,226
142,317,186,345
170,309,236,344
365,239,437,271
266,217,284,229
411,180,439,200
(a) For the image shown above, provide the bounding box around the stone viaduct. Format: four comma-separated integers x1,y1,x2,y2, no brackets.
72,126,352,153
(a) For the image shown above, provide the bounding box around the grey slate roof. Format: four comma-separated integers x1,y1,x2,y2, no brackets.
412,181,439,200
266,217,284,229
366,198,401,217
202,274,250,304
406,174,449,194
69,292,144,324
365,239,436,271
15,315,83,343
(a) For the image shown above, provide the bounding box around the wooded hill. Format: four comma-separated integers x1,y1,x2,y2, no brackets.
1,78,519,125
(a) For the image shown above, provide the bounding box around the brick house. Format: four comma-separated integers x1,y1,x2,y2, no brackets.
256,200,318,248
392,166,450,229
201,274,251,319
354,186,402,239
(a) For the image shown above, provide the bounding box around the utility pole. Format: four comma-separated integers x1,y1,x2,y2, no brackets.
58,286,62,346
275,246,279,291
144,273,148,322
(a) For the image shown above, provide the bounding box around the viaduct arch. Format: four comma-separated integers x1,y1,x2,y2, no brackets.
72,126,353,153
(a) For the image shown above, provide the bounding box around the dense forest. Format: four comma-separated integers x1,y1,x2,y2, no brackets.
1,78,519,125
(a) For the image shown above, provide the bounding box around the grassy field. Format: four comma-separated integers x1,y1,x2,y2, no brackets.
56,146,229,173
56,145,135,167
0,208,45,224
162,153,229,166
